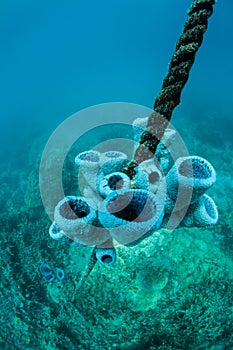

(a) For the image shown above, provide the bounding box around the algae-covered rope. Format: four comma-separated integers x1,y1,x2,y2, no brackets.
125,0,216,177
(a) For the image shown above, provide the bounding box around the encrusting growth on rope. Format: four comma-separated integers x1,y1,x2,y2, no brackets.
125,0,216,176
154,0,215,120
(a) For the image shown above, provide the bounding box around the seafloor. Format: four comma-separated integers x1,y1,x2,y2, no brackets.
1,114,233,350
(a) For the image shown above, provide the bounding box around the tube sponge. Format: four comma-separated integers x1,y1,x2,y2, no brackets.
96,152,130,195
137,158,163,194
96,153,149,192
54,268,65,282
132,116,148,143
40,264,55,282
131,166,149,191
98,189,164,245
99,151,128,175
54,196,110,246
75,150,101,169
75,150,102,191
155,128,177,175
40,264,65,283
97,171,131,198
95,247,116,266
165,156,216,212
132,116,176,175
181,194,218,227
49,222,65,240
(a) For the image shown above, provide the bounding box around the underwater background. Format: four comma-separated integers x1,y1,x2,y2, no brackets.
0,1,233,349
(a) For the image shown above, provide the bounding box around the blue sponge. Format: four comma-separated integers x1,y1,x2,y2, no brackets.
95,247,116,265
40,264,65,283
181,194,218,227
49,222,64,240
98,189,164,245
40,263,55,282
165,156,216,212
96,171,131,198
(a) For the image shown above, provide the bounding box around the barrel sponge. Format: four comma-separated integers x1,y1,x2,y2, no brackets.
96,171,131,198
54,196,110,246
95,247,116,266
98,189,164,245
165,156,216,211
181,194,218,227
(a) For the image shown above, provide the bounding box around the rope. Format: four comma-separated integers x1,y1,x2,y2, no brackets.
71,247,97,301
125,0,216,177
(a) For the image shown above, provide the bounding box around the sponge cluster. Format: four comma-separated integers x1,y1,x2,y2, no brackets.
48,121,218,264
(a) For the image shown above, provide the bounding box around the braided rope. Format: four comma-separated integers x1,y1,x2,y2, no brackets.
126,0,216,175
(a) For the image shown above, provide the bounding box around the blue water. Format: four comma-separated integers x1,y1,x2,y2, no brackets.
1,0,232,163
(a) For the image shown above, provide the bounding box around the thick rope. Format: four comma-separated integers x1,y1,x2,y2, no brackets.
125,0,216,177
